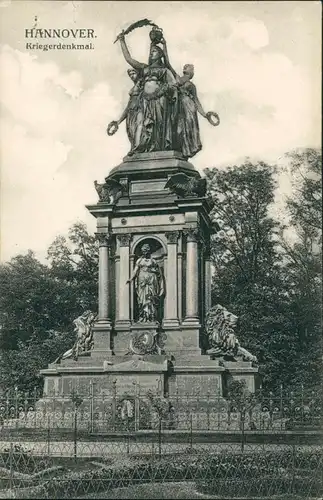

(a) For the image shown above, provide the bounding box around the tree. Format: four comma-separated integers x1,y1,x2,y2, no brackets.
0,251,77,351
280,148,322,390
47,221,98,311
0,331,72,393
0,222,99,392
285,148,322,238
205,160,294,390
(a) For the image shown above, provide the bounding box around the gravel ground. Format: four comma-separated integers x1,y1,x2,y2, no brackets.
77,482,315,499
0,440,321,457
78,481,226,498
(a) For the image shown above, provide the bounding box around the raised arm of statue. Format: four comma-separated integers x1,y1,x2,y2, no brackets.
119,34,146,71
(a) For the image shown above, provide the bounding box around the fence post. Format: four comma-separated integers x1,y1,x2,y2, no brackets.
90,381,94,433
280,384,284,431
134,382,140,432
14,387,18,430
241,408,245,454
158,417,162,458
9,442,13,490
33,387,37,429
189,414,193,451
206,391,210,431
47,415,51,457
127,419,130,455
291,443,296,494
112,380,117,432
73,409,77,462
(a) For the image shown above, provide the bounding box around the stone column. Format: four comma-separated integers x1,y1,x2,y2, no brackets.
116,234,132,326
184,229,200,323
204,243,212,315
177,235,183,322
96,233,111,323
163,231,179,326
92,233,112,355
129,253,135,322
114,254,120,320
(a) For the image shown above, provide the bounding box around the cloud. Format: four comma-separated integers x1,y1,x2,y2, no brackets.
229,17,269,50
0,3,320,262
0,44,124,261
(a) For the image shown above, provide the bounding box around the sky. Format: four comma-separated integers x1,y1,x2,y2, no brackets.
0,0,321,263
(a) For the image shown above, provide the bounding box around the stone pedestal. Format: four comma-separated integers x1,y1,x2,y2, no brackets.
222,361,260,394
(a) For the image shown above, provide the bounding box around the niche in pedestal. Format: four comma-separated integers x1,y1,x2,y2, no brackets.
131,237,165,325
113,235,166,356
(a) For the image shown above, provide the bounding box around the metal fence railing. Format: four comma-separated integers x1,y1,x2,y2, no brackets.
0,386,322,498
1,386,322,433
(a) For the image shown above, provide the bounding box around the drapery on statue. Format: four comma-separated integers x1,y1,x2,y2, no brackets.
205,304,257,363
126,243,164,322
55,311,97,363
107,20,220,158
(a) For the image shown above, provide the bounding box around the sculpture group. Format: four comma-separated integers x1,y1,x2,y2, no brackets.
107,21,220,159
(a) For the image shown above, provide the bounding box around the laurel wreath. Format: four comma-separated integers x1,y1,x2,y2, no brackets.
130,331,155,355
114,19,159,44
206,111,220,127
107,121,119,136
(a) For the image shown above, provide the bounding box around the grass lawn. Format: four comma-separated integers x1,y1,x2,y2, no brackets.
78,481,218,498
78,482,314,499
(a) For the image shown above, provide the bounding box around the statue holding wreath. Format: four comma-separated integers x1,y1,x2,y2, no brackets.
107,19,220,159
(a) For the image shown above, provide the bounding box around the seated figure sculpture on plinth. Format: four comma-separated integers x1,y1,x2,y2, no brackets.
107,20,220,158
55,310,97,363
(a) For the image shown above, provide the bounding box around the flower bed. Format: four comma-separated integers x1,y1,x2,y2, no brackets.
0,449,321,499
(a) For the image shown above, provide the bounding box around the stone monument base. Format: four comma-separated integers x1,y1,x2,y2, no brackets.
38,352,259,431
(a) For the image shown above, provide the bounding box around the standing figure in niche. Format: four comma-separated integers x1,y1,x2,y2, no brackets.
126,243,164,322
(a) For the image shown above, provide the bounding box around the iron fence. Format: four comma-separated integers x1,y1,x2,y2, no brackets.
0,386,322,433
0,387,322,498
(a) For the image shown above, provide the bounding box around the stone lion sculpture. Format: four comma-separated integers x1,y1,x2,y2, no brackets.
205,304,257,363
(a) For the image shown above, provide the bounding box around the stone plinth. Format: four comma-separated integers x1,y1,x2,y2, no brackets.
222,361,260,394
163,324,201,357
41,355,170,399
168,357,225,396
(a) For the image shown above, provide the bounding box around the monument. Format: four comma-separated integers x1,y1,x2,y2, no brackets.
40,20,259,411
